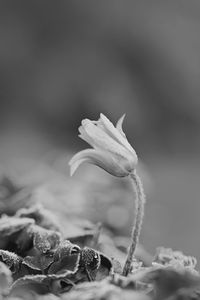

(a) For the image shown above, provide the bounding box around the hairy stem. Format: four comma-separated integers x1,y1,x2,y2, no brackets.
122,171,146,276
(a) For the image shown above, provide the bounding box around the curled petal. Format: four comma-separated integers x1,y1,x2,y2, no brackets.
99,114,136,155
79,120,133,159
98,114,126,144
116,114,126,137
69,149,92,176
99,113,124,139
69,149,130,177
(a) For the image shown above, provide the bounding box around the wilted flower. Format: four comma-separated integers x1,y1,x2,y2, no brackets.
69,114,138,177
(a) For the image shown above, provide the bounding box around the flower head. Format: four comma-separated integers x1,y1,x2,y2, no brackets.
69,114,138,177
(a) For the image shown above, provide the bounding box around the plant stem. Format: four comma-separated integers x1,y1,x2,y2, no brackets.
122,171,146,276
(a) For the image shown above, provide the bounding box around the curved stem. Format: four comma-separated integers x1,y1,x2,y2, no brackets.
122,171,146,276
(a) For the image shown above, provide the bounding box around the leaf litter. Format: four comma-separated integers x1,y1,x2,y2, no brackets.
0,173,199,300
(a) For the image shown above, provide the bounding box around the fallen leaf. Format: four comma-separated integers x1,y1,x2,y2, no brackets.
23,253,55,272
145,267,200,300
0,261,13,293
30,225,61,254
16,204,61,232
10,271,77,296
0,175,33,216
0,216,34,237
48,240,80,274
153,247,198,274
0,250,22,274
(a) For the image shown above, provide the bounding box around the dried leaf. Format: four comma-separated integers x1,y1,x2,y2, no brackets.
0,175,33,216
0,216,34,237
30,225,61,253
68,222,101,249
95,253,113,281
0,261,13,293
15,225,35,254
12,223,61,258
23,253,54,272
77,247,112,282
78,247,101,281
53,240,81,261
110,258,122,274
48,247,111,287
10,271,76,296
10,274,53,295
153,247,197,273
0,250,22,274
48,240,80,274
16,204,61,231
0,249,41,280
145,267,200,300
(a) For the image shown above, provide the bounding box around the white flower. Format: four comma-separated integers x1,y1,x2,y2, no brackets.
69,114,138,177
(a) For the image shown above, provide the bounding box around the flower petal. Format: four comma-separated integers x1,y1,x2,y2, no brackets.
69,149,130,177
116,114,126,137
80,119,133,160
99,114,136,156
78,126,97,149
69,149,97,176
99,113,125,142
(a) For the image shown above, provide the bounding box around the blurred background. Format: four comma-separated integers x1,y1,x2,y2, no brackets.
0,0,200,264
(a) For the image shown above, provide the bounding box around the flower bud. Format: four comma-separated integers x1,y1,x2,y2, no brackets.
69,114,138,177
